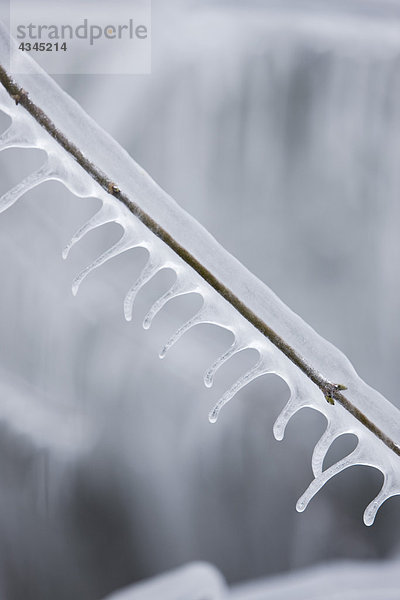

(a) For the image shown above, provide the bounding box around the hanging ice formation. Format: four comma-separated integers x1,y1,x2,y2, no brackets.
0,21,400,526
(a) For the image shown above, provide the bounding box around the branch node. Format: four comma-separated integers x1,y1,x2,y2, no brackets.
11,88,27,105
107,182,120,196
323,381,347,405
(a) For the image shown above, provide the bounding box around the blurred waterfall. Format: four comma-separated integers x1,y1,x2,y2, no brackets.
0,1,400,598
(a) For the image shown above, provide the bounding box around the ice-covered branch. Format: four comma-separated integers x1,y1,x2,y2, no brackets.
0,50,398,459
1,21,400,524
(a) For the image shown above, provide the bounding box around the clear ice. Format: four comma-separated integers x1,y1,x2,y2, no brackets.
1,20,400,525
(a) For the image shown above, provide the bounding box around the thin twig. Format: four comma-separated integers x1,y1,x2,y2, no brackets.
1,63,399,458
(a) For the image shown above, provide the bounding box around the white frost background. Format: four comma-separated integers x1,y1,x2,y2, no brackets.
1,0,400,598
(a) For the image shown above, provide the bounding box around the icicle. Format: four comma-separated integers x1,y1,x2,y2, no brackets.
124,257,163,321
208,358,267,423
142,278,199,330
204,339,245,388
159,307,207,359
71,231,140,296
363,475,393,526
0,161,54,214
312,423,342,477
273,395,309,442
62,203,119,259
296,447,361,513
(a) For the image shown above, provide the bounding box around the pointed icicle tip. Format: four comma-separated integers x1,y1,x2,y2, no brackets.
273,422,285,442
296,497,307,513
208,409,218,424
143,315,152,330
363,504,377,527
204,374,213,389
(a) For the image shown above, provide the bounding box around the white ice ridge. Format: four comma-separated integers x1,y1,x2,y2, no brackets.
1,20,400,525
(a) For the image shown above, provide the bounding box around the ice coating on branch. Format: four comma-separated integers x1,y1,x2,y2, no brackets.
0,120,36,150
1,21,400,525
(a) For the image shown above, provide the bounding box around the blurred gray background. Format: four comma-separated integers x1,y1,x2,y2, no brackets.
1,0,400,598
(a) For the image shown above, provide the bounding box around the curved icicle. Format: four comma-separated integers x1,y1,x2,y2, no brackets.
142,279,197,330
273,396,308,442
208,359,267,423
296,447,361,513
62,204,119,259
159,308,207,359
204,340,245,388
71,232,139,296
312,423,342,477
363,476,393,527
124,258,163,322
0,161,54,214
